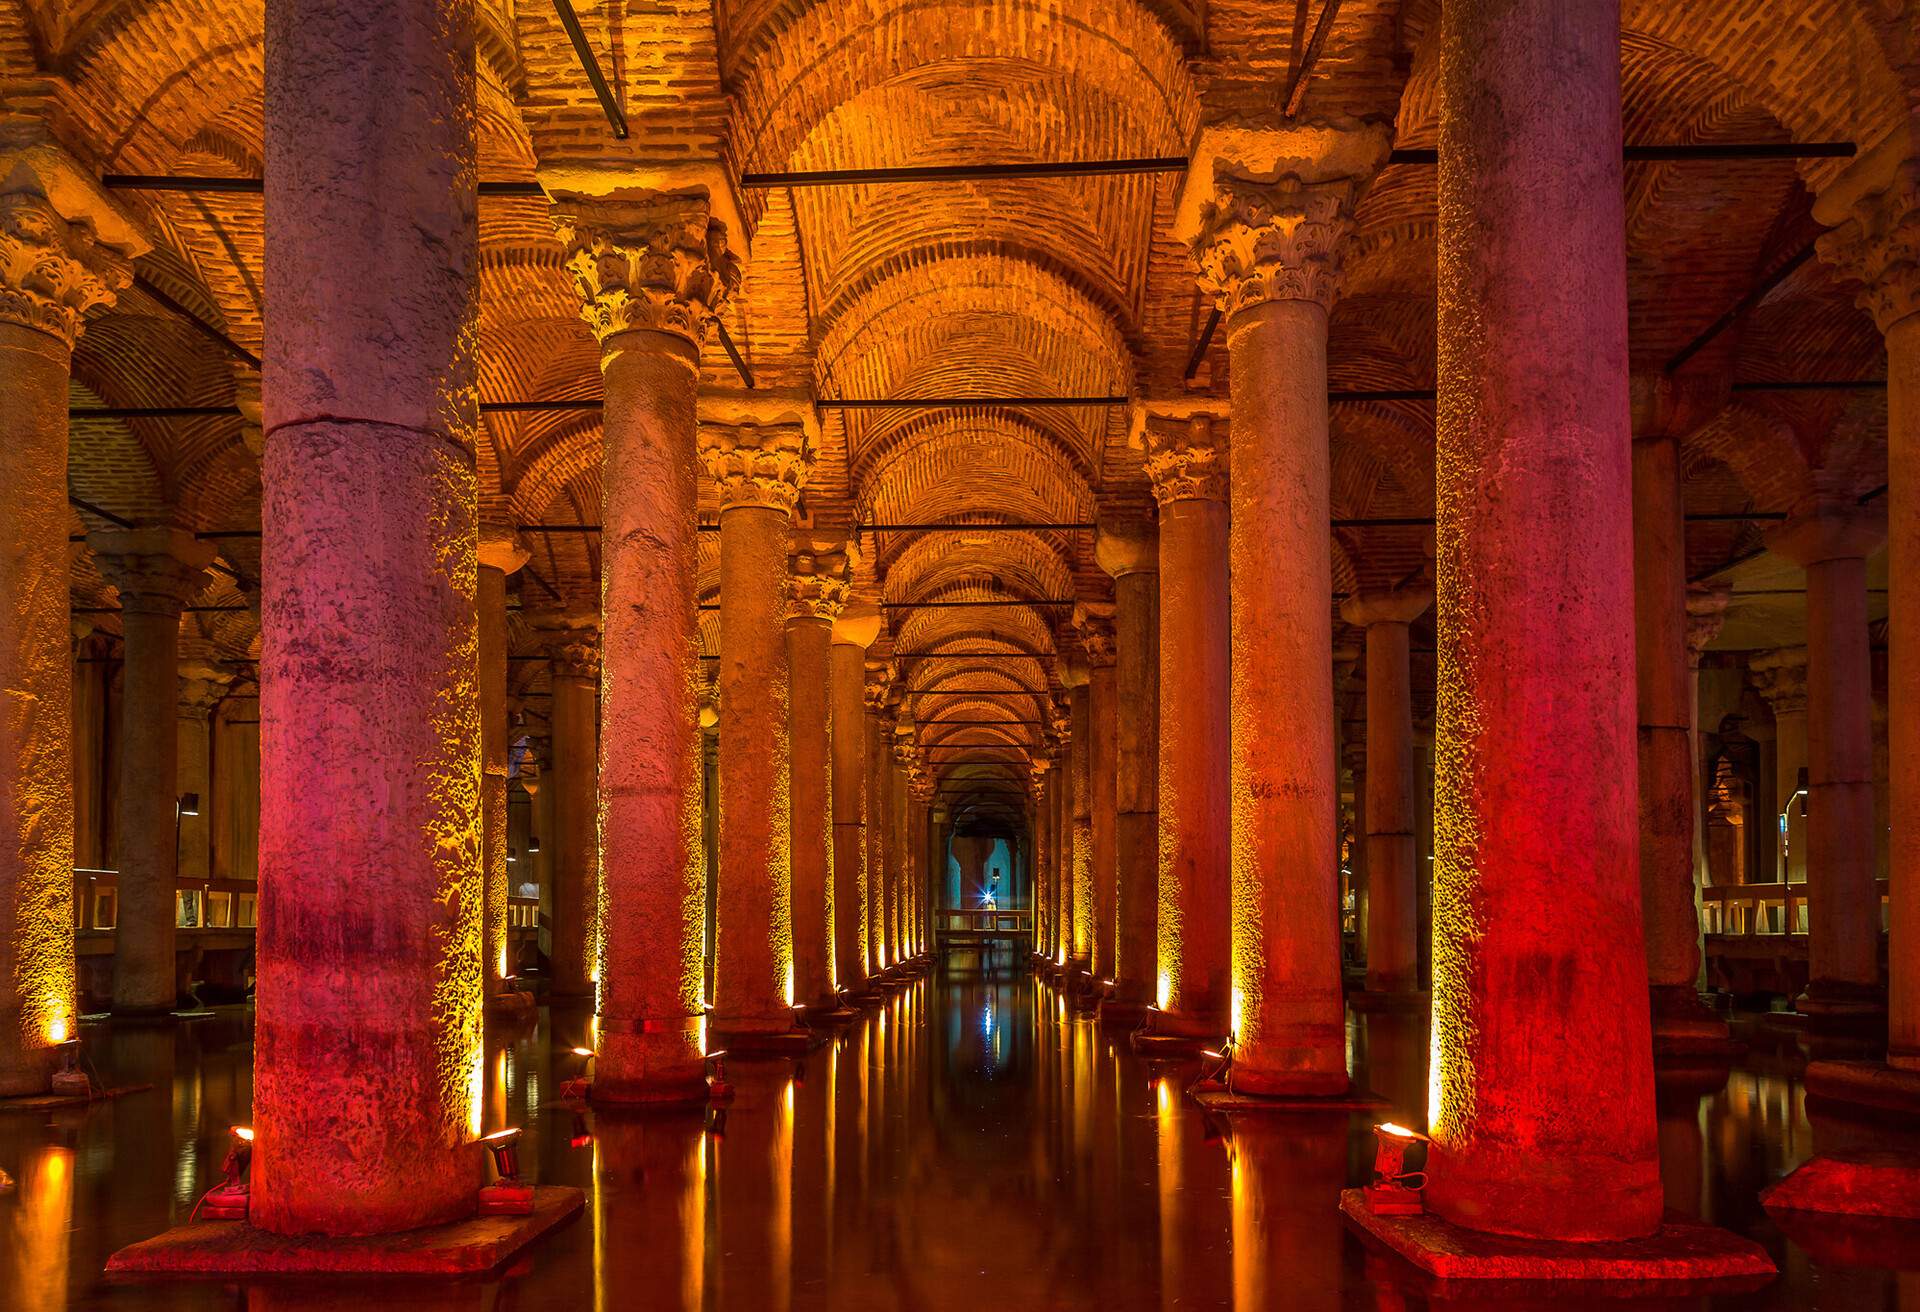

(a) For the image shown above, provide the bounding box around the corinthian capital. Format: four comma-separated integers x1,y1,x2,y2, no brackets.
1175,124,1390,320
788,539,852,622
700,421,811,514
550,191,741,348
1814,131,1920,333
0,143,149,347
1131,401,1228,505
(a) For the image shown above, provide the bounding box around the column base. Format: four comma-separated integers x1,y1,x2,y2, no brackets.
0,1081,151,1113
1097,998,1154,1029
799,1002,861,1029
1649,986,1739,1058
1340,1189,1775,1284
1349,988,1429,1013
1762,1152,1920,1221
1191,1077,1384,1113
106,1186,585,1278
1796,980,1887,1023
1129,1008,1228,1058
710,1025,828,1057
1804,1059,1920,1117
486,989,537,1023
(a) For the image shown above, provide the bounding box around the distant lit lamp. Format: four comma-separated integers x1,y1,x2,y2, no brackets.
559,1046,595,1102
477,1127,535,1215
1365,1122,1429,1215
200,1126,254,1220
173,793,201,907
178,792,200,817
528,836,541,853
507,847,518,865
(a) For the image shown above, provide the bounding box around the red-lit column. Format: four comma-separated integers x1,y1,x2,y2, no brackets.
538,615,600,1001
256,0,483,1232
788,542,849,1009
1428,0,1662,1239
889,738,912,962
1816,163,1920,1074
1184,135,1384,1094
0,154,138,1094
831,606,881,994
1049,730,1070,966
174,660,232,885
1081,612,1119,985
1138,409,1230,1035
92,529,215,1016
478,529,528,998
550,191,738,1102
1630,426,1729,1046
704,419,812,1034
1339,585,1431,997
1767,502,1887,1019
1098,525,1159,1016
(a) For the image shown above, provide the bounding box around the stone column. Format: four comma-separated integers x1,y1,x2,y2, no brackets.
1342,737,1367,963
889,737,913,961
1097,524,1159,1014
0,150,139,1092
863,669,892,973
788,541,849,1009
1753,649,1810,886
539,617,600,1001
1076,609,1118,983
1029,758,1053,962
255,0,482,1232
175,660,233,884
1815,154,1920,1069
1136,407,1231,1035
1768,502,1888,1018
1061,660,1093,978
72,626,110,875
1340,585,1432,998
1181,126,1387,1094
703,416,812,1034
478,530,528,995
552,190,739,1102
1429,0,1662,1240
1687,589,1732,892
92,528,215,1015
831,605,881,994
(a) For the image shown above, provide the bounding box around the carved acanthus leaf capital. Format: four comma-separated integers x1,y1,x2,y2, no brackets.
1751,647,1809,717
0,190,133,347
700,422,811,514
532,612,601,681
551,192,740,348
88,526,216,616
1134,407,1229,505
177,661,235,720
1685,585,1731,663
862,660,894,711
1073,601,1117,667
1190,171,1365,317
1816,157,1920,333
788,542,852,622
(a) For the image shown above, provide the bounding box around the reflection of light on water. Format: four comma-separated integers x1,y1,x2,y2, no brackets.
18,1144,73,1311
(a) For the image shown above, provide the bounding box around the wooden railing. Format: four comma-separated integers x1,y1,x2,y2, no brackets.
937,908,1033,939
1699,879,1890,939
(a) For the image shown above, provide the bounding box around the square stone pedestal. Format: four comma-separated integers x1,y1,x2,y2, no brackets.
106,1185,584,1278
0,1082,151,1112
1340,1189,1776,1284
1760,1151,1920,1221
712,1026,828,1057
1806,1060,1920,1117
1190,1079,1385,1113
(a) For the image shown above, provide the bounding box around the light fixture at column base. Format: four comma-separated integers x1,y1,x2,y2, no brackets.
106,1186,585,1278
1339,1189,1776,1284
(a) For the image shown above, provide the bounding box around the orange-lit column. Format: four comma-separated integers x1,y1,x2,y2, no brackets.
551,191,737,1102
255,0,484,1232
863,668,892,972
1817,161,1920,1073
0,154,139,1093
889,738,912,962
787,542,849,1010
1098,525,1159,1016
1080,612,1118,984
831,606,881,994
1339,585,1431,998
92,529,215,1015
1767,502,1888,1019
1029,757,1053,963
1182,134,1384,1094
1138,408,1230,1035
478,529,528,997
537,615,600,1001
1062,660,1092,979
1429,0,1662,1239
704,418,812,1034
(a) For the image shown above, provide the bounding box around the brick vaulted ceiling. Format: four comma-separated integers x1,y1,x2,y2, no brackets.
7,0,1914,817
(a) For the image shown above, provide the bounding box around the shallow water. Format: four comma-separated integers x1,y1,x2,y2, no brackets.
2,955,1909,1310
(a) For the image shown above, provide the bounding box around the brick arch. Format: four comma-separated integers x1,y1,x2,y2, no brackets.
879,531,1075,608
1681,402,1815,513
855,411,1093,525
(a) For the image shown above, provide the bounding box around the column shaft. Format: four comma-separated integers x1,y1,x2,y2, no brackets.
1089,660,1118,982
255,0,482,1232
787,610,834,1007
716,503,794,1029
1110,566,1159,1007
1430,0,1661,1240
1364,621,1418,993
112,605,183,1012
1067,679,1093,974
478,564,511,990
864,698,889,971
1227,299,1344,1093
1894,314,1920,1067
830,641,870,993
549,656,599,1000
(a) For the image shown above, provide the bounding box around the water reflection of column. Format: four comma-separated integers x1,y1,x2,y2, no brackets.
593,1110,707,1312
1230,1115,1346,1312
715,1065,794,1312
1155,1075,1232,1310
1655,1086,1705,1219
12,1143,74,1312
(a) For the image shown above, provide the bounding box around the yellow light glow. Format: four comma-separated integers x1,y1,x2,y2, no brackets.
784,964,794,1008
232,1126,255,1143
571,1046,595,1058
1377,1122,1420,1139
1229,986,1243,1041
1156,972,1172,1012
46,1017,67,1044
